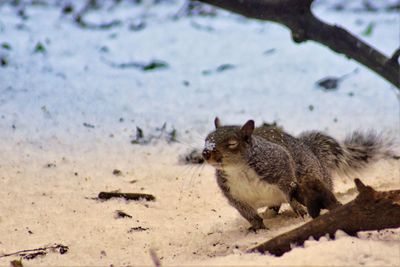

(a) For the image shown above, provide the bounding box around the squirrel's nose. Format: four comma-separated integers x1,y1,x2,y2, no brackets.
202,149,211,160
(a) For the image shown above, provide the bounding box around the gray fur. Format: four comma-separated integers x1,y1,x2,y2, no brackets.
299,130,395,175
203,120,394,230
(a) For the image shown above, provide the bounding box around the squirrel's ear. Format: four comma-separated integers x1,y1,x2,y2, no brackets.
214,117,221,129
240,120,255,138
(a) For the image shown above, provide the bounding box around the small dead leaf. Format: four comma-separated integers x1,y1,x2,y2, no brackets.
316,77,340,91
115,210,132,219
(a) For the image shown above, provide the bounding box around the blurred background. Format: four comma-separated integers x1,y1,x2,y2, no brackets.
0,0,399,149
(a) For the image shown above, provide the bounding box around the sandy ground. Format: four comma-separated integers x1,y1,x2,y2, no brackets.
0,0,399,266
0,140,399,266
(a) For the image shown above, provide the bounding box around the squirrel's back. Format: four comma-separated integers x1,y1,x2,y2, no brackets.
243,123,396,177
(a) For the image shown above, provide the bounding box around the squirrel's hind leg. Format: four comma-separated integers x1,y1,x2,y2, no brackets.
299,178,342,218
275,176,307,218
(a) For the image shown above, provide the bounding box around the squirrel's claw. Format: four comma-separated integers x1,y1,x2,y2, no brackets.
295,206,307,219
290,199,307,219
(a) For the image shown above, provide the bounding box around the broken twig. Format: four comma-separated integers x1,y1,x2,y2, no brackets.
249,179,400,256
115,210,132,219
0,244,69,260
98,192,155,201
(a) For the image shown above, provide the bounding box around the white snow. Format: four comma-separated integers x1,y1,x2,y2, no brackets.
0,0,399,266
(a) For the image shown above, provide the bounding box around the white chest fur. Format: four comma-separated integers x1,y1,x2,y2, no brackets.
223,166,287,209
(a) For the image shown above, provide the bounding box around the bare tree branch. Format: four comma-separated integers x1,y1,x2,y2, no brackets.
388,48,400,67
248,179,400,256
194,0,400,89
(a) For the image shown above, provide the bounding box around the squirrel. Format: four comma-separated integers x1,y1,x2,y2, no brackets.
202,117,395,231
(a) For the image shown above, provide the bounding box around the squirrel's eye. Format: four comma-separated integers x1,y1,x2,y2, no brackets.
227,140,238,149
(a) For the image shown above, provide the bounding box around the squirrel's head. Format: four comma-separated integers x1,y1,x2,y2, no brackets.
202,117,254,169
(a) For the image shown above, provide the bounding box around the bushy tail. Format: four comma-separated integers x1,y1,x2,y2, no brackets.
299,131,397,175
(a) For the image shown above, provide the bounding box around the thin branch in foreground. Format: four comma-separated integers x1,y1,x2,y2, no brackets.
248,179,400,256
0,244,69,260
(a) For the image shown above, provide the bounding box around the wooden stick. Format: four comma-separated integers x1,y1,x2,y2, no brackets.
98,192,156,201
0,244,68,260
248,179,400,256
